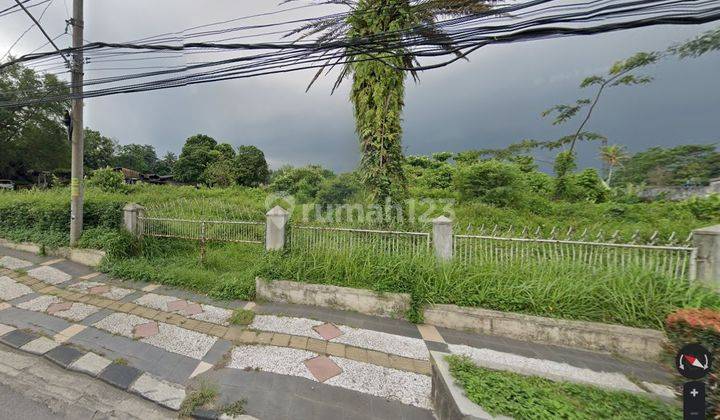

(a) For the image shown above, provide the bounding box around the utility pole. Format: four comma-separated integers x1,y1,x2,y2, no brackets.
69,0,84,246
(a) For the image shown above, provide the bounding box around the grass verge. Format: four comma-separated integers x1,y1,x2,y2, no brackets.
446,355,680,420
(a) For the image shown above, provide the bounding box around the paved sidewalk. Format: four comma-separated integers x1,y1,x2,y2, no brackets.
0,246,676,418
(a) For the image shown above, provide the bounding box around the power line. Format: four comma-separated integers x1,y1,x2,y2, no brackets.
11,0,71,66
1,0,54,61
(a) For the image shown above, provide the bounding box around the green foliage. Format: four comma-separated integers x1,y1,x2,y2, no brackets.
669,26,720,58
572,168,609,203
0,64,70,180
455,160,525,206
86,168,127,193
78,227,138,258
202,159,238,188
683,195,720,221
152,152,177,176
114,143,157,173
173,134,219,183
234,145,269,187
553,151,577,199
613,144,720,187
83,128,117,171
229,308,255,325
269,165,334,201
180,382,218,417
316,173,360,206
446,355,680,420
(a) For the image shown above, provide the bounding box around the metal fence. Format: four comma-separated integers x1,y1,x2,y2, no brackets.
454,228,696,279
289,225,431,255
139,216,265,244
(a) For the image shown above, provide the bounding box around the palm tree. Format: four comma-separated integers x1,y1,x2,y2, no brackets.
599,144,628,186
289,0,496,204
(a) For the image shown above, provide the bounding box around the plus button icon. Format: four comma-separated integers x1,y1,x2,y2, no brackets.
691,388,699,397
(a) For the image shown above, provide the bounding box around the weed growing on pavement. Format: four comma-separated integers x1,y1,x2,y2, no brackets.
220,399,247,416
229,308,255,325
180,381,219,417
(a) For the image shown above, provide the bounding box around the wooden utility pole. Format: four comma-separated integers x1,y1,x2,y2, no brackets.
69,0,84,246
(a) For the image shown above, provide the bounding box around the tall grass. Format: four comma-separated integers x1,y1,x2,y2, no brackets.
100,239,720,329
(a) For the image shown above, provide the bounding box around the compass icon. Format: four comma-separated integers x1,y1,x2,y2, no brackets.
676,343,712,380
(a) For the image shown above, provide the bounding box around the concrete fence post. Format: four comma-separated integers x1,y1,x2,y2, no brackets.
693,225,720,289
123,203,145,238
432,216,453,262
266,205,290,251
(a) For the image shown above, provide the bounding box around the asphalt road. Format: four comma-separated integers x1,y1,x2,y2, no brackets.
0,382,64,420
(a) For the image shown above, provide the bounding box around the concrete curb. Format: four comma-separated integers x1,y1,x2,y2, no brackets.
255,277,411,319
430,351,507,420
424,304,666,362
0,238,105,267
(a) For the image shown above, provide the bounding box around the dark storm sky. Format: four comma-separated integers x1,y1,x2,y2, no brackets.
1,1,718,172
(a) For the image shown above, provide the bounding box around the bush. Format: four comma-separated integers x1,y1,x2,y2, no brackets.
78,228,138,258
455,160,525,206
86,168,127,193
666,308,720,417
572,168,609,203
683,195,720,221
316,174,359,206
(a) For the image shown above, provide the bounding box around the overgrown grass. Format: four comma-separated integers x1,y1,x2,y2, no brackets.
99,239,720,329
229,308,255,325
179,382,218,417
446,354,680,420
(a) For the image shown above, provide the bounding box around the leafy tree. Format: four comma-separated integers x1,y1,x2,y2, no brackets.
573,168,608,203
0,63,70,179
216,143,236,161
152,152,177,176
201,159,238,187
292,0,495,204
114,143,157,173
173,134,219,183
234,145,269,187
613,145,720,186
83,128,117,171
599,144,628,185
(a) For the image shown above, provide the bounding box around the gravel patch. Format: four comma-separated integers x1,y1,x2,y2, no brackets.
141,323,217,360
230,344,316,380
334,326,428,360
134,293,178,311
448,344,644,393
250,315,428,360
27,266,72,284
93,312,150,338
69,281,134,300
250,315,323,336
54,303,100,321
0,276,34,300
190,304,233,326
0,256,33,270
17,295,61,312
327,357,432,409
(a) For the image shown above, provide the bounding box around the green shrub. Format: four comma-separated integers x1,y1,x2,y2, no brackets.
683,195,720,221
455,160,525,206
78,228,138,258
87,168,127,193
665,308,720,417
572,168,609,203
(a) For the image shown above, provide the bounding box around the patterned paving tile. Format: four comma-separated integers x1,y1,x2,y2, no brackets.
68,281,134,300
166,299,188,312
0,276,34,301
304,355,343,382
314,323,343,340
47,301,73,315
0,256,33,270
27,266,72,284
133,321,159,339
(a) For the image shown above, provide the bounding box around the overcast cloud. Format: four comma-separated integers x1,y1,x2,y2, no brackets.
1,1,718,172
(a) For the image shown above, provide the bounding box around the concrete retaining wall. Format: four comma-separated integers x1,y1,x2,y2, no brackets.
0,238,106,267
255,277,411,319
424,304,666,362
430,351,501,420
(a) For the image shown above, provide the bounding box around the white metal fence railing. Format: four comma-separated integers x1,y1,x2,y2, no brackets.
289,225,431,255
139,217,265,244
454,232,697,279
